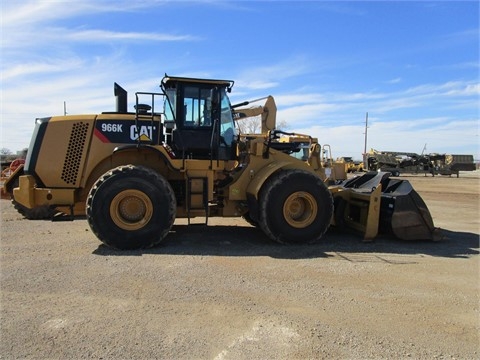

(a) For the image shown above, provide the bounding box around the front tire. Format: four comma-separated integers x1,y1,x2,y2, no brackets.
242,212,259,227
86,165,176,250
258,170,333,244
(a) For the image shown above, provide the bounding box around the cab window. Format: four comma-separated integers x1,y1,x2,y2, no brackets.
183,87,213,128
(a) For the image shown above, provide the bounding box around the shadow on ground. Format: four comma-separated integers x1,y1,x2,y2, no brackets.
93,224,479,260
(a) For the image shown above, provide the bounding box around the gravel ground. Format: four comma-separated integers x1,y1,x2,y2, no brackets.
1,172,479,359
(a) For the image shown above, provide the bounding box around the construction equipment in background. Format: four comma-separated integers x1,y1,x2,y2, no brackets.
366,149,475,177
428,154,476,177
1,158,25,199
336,156,364,173
3,75,439,250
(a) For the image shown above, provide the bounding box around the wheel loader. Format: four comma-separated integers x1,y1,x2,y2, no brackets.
3,74,439,249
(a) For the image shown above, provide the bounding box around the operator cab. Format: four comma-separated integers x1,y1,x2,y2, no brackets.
161,75,236,161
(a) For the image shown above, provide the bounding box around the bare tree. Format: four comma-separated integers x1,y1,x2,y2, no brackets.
236,116,289,134
237,116,261,134
276,119,289,131
0,148,12,156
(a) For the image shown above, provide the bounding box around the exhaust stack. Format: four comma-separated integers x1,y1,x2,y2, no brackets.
114,82,127,113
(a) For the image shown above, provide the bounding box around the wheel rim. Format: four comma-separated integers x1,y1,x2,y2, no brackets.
283,191,317,228
110,190,153,230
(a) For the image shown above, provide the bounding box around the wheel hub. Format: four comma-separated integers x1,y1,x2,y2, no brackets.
283,191,317,228
119,196,146,222
110,190,153,230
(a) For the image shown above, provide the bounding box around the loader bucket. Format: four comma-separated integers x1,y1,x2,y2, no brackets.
378,177,436,240
330,172,438,241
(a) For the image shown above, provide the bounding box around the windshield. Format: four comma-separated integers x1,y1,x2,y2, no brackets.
290,144,310,161
219,88,235,146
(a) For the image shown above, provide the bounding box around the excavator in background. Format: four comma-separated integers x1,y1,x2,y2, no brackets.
3,74,439,250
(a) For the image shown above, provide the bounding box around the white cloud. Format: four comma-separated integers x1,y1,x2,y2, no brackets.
66,29,197,42
2,58,85,81
1,0,193,50
1,0,160,28
3,28,198,49
386,77,402,84
234,56,311,91
444,83,480,97
279,103,340,125
404,81,479,97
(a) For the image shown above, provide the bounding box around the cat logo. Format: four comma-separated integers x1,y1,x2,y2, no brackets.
130,125,155,141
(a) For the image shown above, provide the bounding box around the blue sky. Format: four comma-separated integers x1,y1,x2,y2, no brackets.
1,0,479,160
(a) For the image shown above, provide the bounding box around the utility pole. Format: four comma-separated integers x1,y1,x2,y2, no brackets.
421,143,427,155
64,101,67,116
363,112,368,170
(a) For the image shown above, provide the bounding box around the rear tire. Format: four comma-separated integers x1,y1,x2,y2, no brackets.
258,170,333,244
86,165,176,250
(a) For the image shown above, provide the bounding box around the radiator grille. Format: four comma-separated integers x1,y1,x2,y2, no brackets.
61,122,89,185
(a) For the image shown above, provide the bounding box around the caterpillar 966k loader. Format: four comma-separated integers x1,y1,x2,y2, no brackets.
4,75,439,249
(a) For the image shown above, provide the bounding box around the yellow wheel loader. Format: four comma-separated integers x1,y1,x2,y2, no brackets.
3,75,439,249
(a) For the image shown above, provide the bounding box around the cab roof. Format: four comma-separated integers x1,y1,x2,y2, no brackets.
161,74,234,92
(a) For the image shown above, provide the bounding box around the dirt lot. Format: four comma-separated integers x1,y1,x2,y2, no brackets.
1,172,479,359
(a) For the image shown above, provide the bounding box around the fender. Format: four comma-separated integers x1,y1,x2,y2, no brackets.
79,144,180,205
245,160,291,200
112,144,182,172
